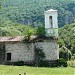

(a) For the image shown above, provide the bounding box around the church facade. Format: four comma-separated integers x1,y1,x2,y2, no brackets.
0,9,59,64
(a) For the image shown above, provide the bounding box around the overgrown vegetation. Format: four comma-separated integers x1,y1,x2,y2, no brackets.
34,47,45,67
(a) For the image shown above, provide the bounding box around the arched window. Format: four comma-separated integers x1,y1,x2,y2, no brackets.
49,16,53,28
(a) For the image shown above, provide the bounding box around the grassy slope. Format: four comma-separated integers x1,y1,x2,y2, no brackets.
0,65,74,75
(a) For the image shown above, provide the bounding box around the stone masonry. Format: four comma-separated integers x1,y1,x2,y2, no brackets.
5,39,59,63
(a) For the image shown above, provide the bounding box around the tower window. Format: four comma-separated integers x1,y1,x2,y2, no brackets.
7,53,11,61
49,16,53,28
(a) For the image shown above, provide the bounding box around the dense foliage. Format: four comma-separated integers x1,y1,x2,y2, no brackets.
59,46,72,60
0,0,4,9
0,0,75,27
59,23,75,55
14,61,24,66
0,20,45,37
56,58,68,67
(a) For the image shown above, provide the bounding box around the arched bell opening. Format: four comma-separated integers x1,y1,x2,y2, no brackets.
49,16,53,28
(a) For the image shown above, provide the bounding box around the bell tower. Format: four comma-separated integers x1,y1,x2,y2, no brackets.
44,9,58,37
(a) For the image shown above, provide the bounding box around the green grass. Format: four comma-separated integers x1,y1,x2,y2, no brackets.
0,65,74,75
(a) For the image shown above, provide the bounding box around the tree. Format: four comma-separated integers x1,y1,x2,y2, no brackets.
23,25,37,41
37,26,45,36
59,23,75,55
58,39,65,48
71,39,75,54
0,0,5,9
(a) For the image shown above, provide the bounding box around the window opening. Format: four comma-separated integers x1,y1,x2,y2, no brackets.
7,53,11,61
49,16,53,28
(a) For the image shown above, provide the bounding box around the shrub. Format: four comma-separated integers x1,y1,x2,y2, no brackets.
39,60,49,67
14,61,24,66
56,58,68,67
72,54,75,59
39,59,68,67
49,62,58,67
59,46,72,61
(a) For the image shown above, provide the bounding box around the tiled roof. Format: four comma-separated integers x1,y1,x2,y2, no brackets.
0,36,24,42
0,35,58,43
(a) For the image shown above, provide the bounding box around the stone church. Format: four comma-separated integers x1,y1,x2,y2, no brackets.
0,9,59,64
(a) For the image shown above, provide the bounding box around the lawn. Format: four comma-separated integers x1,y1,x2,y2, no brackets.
0,65,74,75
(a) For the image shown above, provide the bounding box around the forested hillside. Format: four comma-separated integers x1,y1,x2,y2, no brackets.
0,0,75,27
0,20,43,37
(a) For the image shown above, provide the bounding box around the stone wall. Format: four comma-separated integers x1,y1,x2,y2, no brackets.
5,40,59,63
35,40,59,61
5,43,34,62
0,43,5,64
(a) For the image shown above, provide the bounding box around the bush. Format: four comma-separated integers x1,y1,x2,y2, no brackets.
72,54,75,59
14,61,24,66
35,58,68,67
49,62,58,67
39,60,49,67
39,58,68,67
56,58,68,67
59,46,72,61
